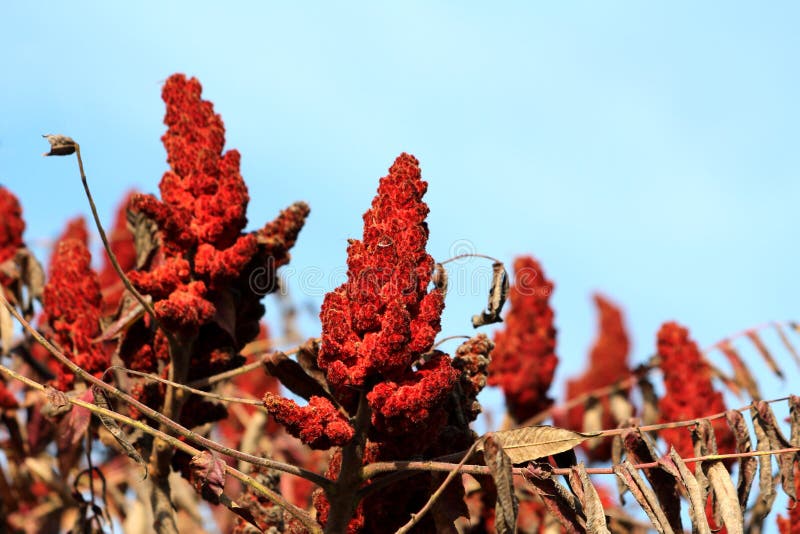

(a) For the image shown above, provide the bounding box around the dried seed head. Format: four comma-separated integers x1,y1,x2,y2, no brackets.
42,134,77,156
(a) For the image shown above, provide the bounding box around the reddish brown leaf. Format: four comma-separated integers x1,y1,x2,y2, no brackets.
483,435,518,534
57,388,93,451
92,386,147,479
717,340,760,400
611,434,627,505
613,460,674,534
774,323,800,368
189,450,226,504
725,409,757,510
264,351,335,404
790,395,800,448
42,386,71,418
664,448,711,534
621,429,682,533
429,473,467,534
573,463,610,534
523,462,585,534
295,338,331,397
745,330,783,379
749,403,776,526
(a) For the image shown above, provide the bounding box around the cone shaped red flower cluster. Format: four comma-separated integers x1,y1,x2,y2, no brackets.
657,321,735,462
0,187,25,289
489,255,558,423
556,294,631,461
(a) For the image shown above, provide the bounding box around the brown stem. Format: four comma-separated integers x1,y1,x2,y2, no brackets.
0,291,330,489
324,392,371,534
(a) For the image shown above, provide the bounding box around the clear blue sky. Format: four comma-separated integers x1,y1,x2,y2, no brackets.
2,0,799,492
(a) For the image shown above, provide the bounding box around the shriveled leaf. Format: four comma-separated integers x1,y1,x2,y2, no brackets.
745,330,783,379
189,450,226,504
621,429,682,533
749,403,776,524
582,397,603,450
0,300,12,356
637,376,660,426
704,461,744,534
753,400,795,500
523,462,585,534
94,299,145,343
295,338,331,397
472,262,509,328
665,448,710,534
42,134,77,156
609,389,633,425
613,460,674,534
690,419,718,457
483,435,518,534
611,434,627,505
127,209,159,270
264,351,334,403
717,341,760,400
725,409,757,510
92,386,147,479
432,262,448,293
57,389,93,451
573,463,610,534
15,248,45,313
42,386,72,418
774,323,800,368
790,395,800,447
218,494,264,533
479,425,599,464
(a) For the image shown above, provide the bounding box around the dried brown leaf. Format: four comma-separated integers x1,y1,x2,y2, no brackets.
774,323,800,368
611,434,627,505
15,248,45,313
42,134,77,156
691,419,718,457
429,473,466,534
703,461,744,534
92,386,147,479
95,299,145,343
749,403,776,524
637,376,659,426
746,330,783,379
582,397,603,450
295,338,331,397
127,209,159,270
432,262,448,293
754,400,795,500
479,425,598,464
483,435,518,534
0,301,12,356
264,351,334,403
718,340,760,400
621,429,682,533
189,450,226,505
574,463,610,534
613,460,674,534
42,386,71,418
790,395,800,447
472,262,509,328
725,409,756,510
609,390,633,425
665,448,710,534
523,462,585,534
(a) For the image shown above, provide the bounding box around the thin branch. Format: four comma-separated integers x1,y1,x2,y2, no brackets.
107,366,264,407
0,363,322,534
0,290,330,489
186,342,311,389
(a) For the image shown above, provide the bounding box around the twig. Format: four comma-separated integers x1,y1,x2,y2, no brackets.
0,290,330,490
186,342,310,389
0,363,323,534
106,366,264,407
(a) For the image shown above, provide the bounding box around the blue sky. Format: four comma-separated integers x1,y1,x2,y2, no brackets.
2,0,799,494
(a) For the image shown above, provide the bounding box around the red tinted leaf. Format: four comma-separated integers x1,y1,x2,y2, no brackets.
189,450,226,504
